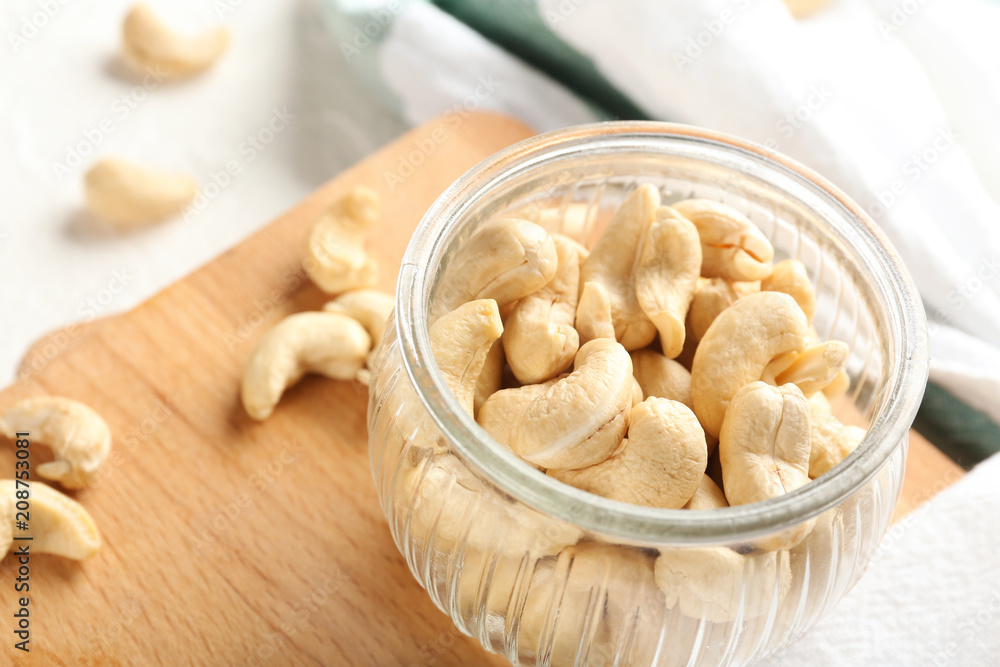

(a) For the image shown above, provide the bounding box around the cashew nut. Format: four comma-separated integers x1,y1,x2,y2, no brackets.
634,206,702,357
304,187,380,295
810,411,866,479
630,349,692,409
761,259,816,323
323,288,394,383
551,397,706,509
687,278,760,343
769,340,849,396
122,3,229,78
683,474,729,510
241,312,370,420
575,280,616,345
655,547,791,622
823,368,851,399
433,219,558,319
578,185,660,350
0,397,111,489
474,339,505,417
691,291,809,437
477,379,560,457
503,235,587,384
429,299,504,417
630,377,644,407
1,480,100,560
510,339,633,470
719,382,811,506
84,158,196,227
511,201,596,244
672,199,775,282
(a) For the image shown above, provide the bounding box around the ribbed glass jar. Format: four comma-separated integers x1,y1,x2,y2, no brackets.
367,122,928,666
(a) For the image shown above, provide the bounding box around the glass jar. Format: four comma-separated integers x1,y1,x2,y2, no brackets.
367,122,928,666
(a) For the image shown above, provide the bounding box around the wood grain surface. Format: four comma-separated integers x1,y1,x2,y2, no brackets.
0,112,963,666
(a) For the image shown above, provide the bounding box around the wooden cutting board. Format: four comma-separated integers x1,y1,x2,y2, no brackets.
0,112,962,665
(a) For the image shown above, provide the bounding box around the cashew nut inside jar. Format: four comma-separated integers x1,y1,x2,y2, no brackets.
367,123,928,667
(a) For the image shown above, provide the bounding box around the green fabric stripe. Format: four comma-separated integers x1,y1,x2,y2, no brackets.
431,0,649,120
914,382,1000,469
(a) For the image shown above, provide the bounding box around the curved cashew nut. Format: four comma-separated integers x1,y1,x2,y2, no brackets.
579,185,660,350
432,219,558,319
687,278,760,343
241,312,370,420
631,349,692,409
635,206,702,357
655,547,790,622
768,341,849,396
122,3,229,77
719,382,811,506
691,292,809,437
85,158,196,227
510,339,633,470
477,379,560,459
810,411,865,478
823,368,851,399
630,377,644,407
503,235,586,384
575,280,616,345
323,288,394,384
0,397,111,489
1,480,100,560
672,199,775,282
430,299,504,417
473,339,505,417
683,474,729,510
551,397,706,509
304,187,380,295
761,259,816,323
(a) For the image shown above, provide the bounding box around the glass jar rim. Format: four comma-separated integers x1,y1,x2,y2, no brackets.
396,121,928,545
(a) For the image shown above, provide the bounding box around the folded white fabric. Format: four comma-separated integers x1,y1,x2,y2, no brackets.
764,452,1000,666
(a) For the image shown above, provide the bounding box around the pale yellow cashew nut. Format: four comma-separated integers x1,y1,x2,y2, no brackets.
510,339,633,470
1,480,100,560
0,397,111,489
579,185,660,350
672,199,775,282
631,349,693,409
761,259,816,323
575,280,616,345
691,291,809,437
432,219,558,320
634,206,702,358
473,339,505,417
304,187,380,295
683,474,729,510
477,379,560,456
85,158,196,227
241,312,370,420
770,340,849,396
429,299,504,417
551,397,707,509
323,288,394,384
503,235,587,384
810,411,866,479
687,277,760,343
122,3,229,78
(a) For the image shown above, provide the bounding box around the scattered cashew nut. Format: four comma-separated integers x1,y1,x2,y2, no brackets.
430,299,504,417
503,235,587,384
85,158,196,227
304,187,380,295
575,280,616,345
122,3,229,78
672,199,774,282
761,259,816,323
579,185,660,349
769,340,849,396
719,382,811,506
634,206,702,357
323,288,394,383
0,397,111,489
1,480,100,560
433,219,558,320
631,349,693,409
552,397,706,509
510,338,633,470
477,379,560,457
687,277,760,343
692,291,809,437
241,312,370,420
